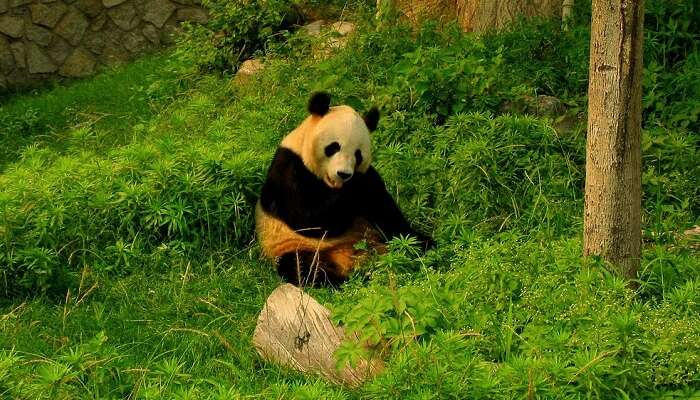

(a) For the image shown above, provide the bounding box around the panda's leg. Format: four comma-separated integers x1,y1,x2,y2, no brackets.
277,250,348,287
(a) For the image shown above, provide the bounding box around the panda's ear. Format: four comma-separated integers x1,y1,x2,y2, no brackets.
308,92,331,116
364,107,380,132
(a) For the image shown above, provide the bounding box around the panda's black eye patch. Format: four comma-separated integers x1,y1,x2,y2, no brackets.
324,142,340,157
355,150,363,165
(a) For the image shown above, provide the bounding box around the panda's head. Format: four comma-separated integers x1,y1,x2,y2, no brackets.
294,92,379,190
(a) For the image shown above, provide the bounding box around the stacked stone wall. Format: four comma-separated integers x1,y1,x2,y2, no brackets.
0,0,206,89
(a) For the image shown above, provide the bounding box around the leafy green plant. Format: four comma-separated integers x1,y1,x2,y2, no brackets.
333,275,452,368
175,0,301,73
643,53,700,131
386,36,504,122
645,0,700,68
0,108,39,137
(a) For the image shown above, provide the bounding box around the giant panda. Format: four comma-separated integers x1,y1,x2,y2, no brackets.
256,92,432,286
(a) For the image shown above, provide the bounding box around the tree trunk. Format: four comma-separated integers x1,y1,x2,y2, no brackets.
384,0,563,31
584,0,644,278
561,0,575,30
385,0,457,26
456,0,562,31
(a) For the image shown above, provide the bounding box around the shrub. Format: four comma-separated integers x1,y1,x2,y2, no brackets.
175,0,300,73
0,98,268,296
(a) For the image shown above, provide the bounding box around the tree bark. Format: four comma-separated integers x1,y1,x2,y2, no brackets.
584,0,644,278
252,284,381,387
387,0,457,26
384,0,563,31
456,0,562,31
561,0,574,30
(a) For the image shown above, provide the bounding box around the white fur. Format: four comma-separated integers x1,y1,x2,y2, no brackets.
281,105,372,189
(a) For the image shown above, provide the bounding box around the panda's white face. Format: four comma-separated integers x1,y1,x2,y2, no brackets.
311,107,372,189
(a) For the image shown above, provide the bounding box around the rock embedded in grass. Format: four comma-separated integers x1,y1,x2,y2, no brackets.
143,0,177,28
175,7,207,24
233,59,264,84
26,42,57,73
59,47,96,77
253,284,381,387
326,21,356,50
331,21,355,36
301,20,325,36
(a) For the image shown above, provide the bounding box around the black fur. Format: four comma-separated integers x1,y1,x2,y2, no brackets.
364,107,380,132
260,147,429,243
308,92,331,116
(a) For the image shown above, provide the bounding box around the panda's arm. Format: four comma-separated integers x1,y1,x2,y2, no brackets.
358,167,433,247
260,148,304,223
260,147,331,237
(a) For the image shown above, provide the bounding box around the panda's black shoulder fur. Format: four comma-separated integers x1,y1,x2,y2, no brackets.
260,147,364,238
260,146,429,244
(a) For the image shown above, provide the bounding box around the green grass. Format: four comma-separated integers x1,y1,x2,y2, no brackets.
0,53,185,171
1,6,699,399
0,259,311,398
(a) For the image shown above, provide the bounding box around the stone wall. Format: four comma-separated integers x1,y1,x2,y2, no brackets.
0,0,206,90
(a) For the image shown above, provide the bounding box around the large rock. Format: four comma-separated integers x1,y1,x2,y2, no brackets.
0,36,15,73
233,59,264,84
331,21,356,36
122,31,147,53
26,24,53,47
0,16,24,38
533,95,564,116
107,1,139,30
141,23,159,44
252,284,381,387
30,2,68,28
499,95,566,118
160,22,179,45
26,42,57,73
10,0,31,7
300,20,324,36
239,59,263,75
83,31,105,54
175,7,207,23
55,7,89,45
10,41,25,68
143,0,176,28
47,35,72,63
4,68,32,87
59,47,95,77
325,21,357,50
101,29,129,63
102,0,126,7
75,0,102,17
91,13,107,31
102,44,129,63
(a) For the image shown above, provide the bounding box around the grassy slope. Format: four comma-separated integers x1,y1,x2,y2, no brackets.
0,49,361,398
1,14,699,400
0,55,183,171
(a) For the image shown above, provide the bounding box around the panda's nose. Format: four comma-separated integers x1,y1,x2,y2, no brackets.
337,171,352,181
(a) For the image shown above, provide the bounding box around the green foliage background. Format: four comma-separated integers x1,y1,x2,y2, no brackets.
0,0,698,398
